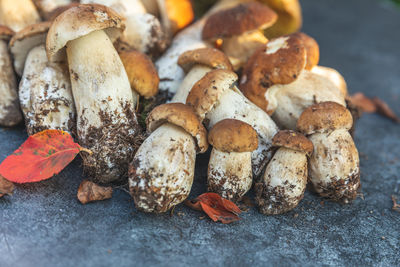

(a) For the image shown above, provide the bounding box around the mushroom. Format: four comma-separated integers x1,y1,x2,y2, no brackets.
207,119,258,201
0,0,41,31
172,47,232,103
202,2,277,70
255,130,313,214
297,102,360,203
259,0,302,38
81,0,167,58
311,66,348,97
129,103,208,213
10,22,75,135
119,50,159,99
32,0,73,20
0,26,23,127
156,0,249,99
46,4,141,183
240,33,346,130
187,69,279,177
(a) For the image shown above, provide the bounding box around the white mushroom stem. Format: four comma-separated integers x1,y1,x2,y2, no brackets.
66,29,139,183
156,0,248,97
221,30,268,70
171,65,211,103
0,0,41,32
259,147,307,214
129,123,196,213
308,129,360,202
206,88,279,177
0,40,22,127
265,70,346,130
19,44,74,135
208,149,252,201
33,0,71,17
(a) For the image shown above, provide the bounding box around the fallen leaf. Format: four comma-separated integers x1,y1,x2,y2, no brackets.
77,180,113,204
348,93,376,113
0,175,15,197
185,193,242,224
392,195,400,213
372,97,400,123
0,130,91,183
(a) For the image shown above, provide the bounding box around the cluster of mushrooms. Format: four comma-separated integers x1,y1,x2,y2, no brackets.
0,0,360,215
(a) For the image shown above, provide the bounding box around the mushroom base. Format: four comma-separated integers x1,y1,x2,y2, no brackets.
0,40,22,127
207,149,252,202
129,124,196,213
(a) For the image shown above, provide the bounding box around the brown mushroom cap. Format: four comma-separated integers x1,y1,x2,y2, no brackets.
186,69,238,120
297,101,353,135
272,130,313,156
293,32,319,70
146,103,209,153
46,4,125,62
119,50,159,98
208,119,258,153
202,2,277,40
9,21,51,76
239,34,306,111
47,3,81,21
178,48,233,73
0,25,14,41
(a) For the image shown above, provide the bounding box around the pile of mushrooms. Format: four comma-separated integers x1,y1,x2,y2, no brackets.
0,0,363,217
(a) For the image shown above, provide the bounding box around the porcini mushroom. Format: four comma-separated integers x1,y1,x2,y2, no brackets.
240,33,346,130
10,22,75,135
255,130,313,214
129,103,208,213
208,119,258,201
0,0,41,31
0,26,23,127
46,4,141,183
32,0,73,20
172,47,232,103
202,2,277,70
297,102,360,203
81,0,167,58
187,69,279,177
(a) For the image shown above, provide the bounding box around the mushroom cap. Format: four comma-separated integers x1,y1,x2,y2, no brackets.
202,2,277,40
0,25,14,41
178,48,233,73
272,130,313,156
186,69,238,120
46,4,125,62
119,50,159,98
146,103,209,153
47,3,81,21
208,119,258,153
297,101,353,135
293,32,319,70
239,34,306,111
9,21,51,76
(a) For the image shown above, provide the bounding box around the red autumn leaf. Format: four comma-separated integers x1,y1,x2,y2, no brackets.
0,130,90,183
185,193,242,224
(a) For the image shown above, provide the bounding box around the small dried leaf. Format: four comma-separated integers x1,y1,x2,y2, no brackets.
392,195,400,213
185,193,242,224
348,93,377,113
0,130,91,183
372,97,400,123
77,180,113,204
0,175,15,197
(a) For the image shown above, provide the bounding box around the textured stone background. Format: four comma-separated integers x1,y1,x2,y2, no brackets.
1,0,399,266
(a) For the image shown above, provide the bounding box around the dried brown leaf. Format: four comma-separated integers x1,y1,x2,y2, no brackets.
372,97,400,123
77,180,112,204
392,195,400,213
348,93,377,113
0,174,15,197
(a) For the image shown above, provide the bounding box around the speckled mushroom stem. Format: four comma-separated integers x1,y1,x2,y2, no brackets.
19,44,74,135
0,40,22,127
67,29,140,183
0,0,41,31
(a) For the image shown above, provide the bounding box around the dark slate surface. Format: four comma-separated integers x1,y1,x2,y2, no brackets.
1,0,400,266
